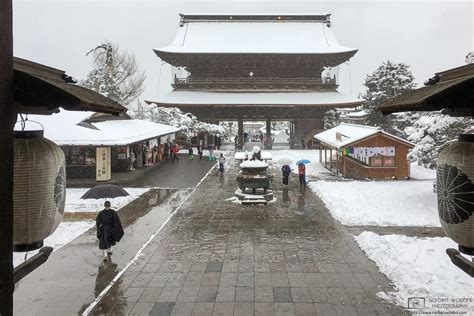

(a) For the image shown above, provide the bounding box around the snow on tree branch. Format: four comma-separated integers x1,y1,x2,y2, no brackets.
80,42,146,107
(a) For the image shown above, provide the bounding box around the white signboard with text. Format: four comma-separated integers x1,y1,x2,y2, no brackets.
96,147,111,181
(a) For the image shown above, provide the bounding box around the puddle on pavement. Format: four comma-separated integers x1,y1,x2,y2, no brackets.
281,187,313,216
63,188,191,223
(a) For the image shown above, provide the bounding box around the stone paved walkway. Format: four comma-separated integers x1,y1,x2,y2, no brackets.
90,157,407,315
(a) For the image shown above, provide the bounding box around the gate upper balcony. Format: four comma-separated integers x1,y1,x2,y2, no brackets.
172,75,338,91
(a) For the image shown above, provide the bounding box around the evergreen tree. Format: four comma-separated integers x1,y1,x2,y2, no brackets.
360,60,417,134
405,112,472,169
81,42,145,106
324,109,341,129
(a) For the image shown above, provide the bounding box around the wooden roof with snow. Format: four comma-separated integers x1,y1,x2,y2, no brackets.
377,63,474,117
13,57,126,115
147,91,363,107
313,123,414,148
154,13,358,67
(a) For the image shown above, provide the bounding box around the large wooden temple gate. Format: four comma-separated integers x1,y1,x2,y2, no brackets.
147,14,362,149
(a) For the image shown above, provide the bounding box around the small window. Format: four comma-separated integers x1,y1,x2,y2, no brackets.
383,156,395,167
370,155,383,167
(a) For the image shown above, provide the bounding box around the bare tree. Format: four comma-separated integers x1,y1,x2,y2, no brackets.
81,42,146,106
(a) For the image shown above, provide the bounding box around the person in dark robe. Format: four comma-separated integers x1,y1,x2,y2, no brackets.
96,201,124,261
197,145,203,160
281,164,291,185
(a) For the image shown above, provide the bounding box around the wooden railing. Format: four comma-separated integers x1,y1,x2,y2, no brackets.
172,76,337,90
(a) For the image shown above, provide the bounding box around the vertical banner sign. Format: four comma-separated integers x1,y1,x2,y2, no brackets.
96,147,111,181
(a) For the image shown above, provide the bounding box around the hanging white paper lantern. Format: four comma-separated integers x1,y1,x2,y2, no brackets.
436,134,474,255
13,130,66,252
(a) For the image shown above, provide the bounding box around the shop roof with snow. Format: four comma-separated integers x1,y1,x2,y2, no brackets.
18,110,179,179
314,123,414,179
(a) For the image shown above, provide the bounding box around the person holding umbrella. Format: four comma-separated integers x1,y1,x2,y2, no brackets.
81,184,128,261
96,201,124,261
296,159,310,187
298,163,306,187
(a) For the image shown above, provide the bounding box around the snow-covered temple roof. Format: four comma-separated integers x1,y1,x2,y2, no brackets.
15,110,179,146
148,91,363,107
314,123,414,148
155,13,357,55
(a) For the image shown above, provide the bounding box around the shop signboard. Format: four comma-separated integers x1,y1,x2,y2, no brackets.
96,147,111,181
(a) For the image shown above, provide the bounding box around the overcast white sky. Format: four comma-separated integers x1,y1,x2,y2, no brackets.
13,0,473,106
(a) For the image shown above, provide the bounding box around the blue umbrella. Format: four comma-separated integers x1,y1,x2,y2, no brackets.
296,159,311,165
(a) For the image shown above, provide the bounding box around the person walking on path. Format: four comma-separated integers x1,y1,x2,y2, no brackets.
188,146,194,160
218,153,226,173
96,201,124,261
197,145,203,160
281,164,291,185
208,145,215,161
164,143,169,160
298,163,306,187
171,143,179,162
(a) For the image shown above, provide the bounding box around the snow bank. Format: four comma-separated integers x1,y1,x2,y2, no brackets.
309,180,440,227
410,162,436,180
65,187,150,213
13,221,94,267
269,150,326,177
355,232,474,310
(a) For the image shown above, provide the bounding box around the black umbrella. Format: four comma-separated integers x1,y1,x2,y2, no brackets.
80,184,129,200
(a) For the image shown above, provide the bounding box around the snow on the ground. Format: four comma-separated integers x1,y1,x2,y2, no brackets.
410,162,436,180
309,180,439,227
268,149,327,177
65,187,150,213
13,221,94,267
13,187,150,267
356,232,474,310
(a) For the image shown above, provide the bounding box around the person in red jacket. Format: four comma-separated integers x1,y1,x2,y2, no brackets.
171,143,179,162
298,163,306,187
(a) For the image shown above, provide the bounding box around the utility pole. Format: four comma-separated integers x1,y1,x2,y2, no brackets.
0,0,15,314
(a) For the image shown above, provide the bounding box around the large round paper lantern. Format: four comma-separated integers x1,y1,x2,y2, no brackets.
436,134,474,255
13,130,66,252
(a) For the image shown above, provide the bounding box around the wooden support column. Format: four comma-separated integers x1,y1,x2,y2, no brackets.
0,1,15,314
330,148,333,171
343,155,346,177
336,150,339,175
324,145,327,168
319,143,322,163
237,118,243,150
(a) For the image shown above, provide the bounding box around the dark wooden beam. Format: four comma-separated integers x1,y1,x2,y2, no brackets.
0,0,15,314
446,248,474,277
13,247,53,284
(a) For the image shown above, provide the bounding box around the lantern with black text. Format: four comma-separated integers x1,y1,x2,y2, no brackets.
13,130,66,252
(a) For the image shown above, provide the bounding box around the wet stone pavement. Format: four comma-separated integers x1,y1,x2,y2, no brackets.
90,156,406,315
13,188,192,315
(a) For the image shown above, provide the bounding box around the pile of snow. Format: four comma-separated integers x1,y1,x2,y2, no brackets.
309,180,439,227
410,162,436,180
269,150,326,177
240,160,268,168
65,188,150,213
356,232,474,310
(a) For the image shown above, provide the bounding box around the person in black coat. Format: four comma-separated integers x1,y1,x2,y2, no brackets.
281,164,291,185
96,201,124,261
